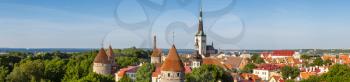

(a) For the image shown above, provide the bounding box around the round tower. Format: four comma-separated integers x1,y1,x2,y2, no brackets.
151,35,162,64
160,45,185,82
93,48,112,75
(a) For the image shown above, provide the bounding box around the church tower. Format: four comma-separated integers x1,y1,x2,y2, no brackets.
107,45,117,73
160,44,185,82
93,48,112,75
195,2,208,57
192,39,203,68
151,35,162,64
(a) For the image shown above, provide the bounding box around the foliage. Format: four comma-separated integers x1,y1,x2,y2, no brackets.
186,65,232,82
285,79,295,82
250,54,265,64
323,59,332,66
135,63,155,82
241,63,256,73
0,66,9,82
280,66,300,79
300,54,311,60
0,53,25,70
310,57,323,66
0,47,150,82
6,60,46,82
301,64,350,82
117,47,150,59
44,58,67,82
116,56,139,68
79,73,114,82
119,75,132,82
62,51,96,82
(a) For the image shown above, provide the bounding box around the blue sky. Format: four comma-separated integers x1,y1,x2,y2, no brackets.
0,0,350,49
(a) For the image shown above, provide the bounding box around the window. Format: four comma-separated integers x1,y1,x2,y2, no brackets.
168,73,170,77
177,73,180,77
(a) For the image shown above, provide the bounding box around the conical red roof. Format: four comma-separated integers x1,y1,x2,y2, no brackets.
161,45,185,72
94,48,111,64
151,48,162,57
107,45,115,58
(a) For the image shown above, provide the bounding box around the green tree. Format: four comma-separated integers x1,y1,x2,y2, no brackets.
186,65,232,82
119,75,132,82
285,79,295,82
251,54,265,64
0,66,9,82
300,54,310,60
6,60,45,82
323,59,332,66
301,64,350,82
79,73,114,82
280,66,300,79
135,63,155,82
44,58,67,82
62,51,96,82
116,57,139,68
241,63,256,73
311,57,323,66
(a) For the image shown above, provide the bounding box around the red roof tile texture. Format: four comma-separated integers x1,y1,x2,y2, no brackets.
161,45,185,72
255,64,280,71
94,48,111,64
151,48,162,57
117,66,139,77
272,50,295,56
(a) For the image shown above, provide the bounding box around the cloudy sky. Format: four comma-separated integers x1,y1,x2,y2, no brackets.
1,0,350,49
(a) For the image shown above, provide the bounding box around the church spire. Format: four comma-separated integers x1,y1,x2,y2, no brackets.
197,0,204,35
153,34,157,49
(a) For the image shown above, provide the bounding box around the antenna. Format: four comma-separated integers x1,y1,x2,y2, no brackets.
101,38,104,48
172,32,175,44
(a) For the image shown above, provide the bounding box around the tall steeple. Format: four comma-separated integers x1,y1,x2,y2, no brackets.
151,34,162,64
194,0,208,57
153,34,157,49
196,0,205,36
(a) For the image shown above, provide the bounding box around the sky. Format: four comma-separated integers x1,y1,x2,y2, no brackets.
0,0,350,49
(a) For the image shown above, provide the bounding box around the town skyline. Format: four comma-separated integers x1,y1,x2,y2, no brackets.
1,0,350,49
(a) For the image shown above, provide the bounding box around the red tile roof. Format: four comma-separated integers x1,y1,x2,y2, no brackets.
152,66,161,77
94,48,111,64
161,45,185,72
203,58,227,69
272,50,295,56
151,48,162,57
184,66,192,74
117,66,139,77
255,64,280,71
107,45,114,58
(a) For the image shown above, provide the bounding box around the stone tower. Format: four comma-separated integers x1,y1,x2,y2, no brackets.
151,35,162,64
106,45,117,73
160,45,185,82
93,48,112,75
194,3,208,57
